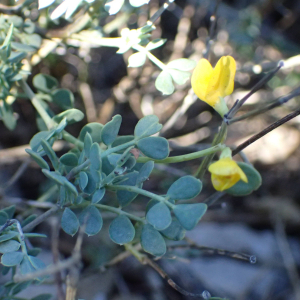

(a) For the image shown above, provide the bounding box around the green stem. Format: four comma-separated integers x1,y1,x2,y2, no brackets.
108,185,175,209
94,204,145,223
132,44,166,70
194,122,227,179
62,131,84,149
19,79,54,129
101,140,137,158
137,144,225,164
125,244,145,262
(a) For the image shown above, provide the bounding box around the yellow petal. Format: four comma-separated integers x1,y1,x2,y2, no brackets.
237,166,248,183
211,174,226,191
221,173,241,190
191,58,213,102
208,158,240,176
205,56,236,106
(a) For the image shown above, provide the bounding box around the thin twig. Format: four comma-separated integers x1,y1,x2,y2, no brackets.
143,256,211,299
23,206,60,232
232,107,300,156
203,0,222,59
0,158,31,192
169,238,255,263
202,191,226,207
227,85,300,125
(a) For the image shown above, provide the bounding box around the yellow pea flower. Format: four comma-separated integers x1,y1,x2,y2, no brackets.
208,157,248,191
191,56,236,117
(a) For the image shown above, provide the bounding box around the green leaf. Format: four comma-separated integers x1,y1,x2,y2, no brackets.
25,149,49,170
112,135,135,148
3,205,15,218
21,214,37,227
11,42,36,52
41,139,59,169
83,172,97,194
167,58,197,71
0,232,18,242
61,208,79,236
8,51,27,63
90,143,101,170
160,218,186,241
28,255,46,271
24,233,47,238
84,132,92,158
0,240,21,253
167,176,202,200
173,204,207,230
146,38,166,50
137,137,169,160
105,0,124,15
137,161,154,184
55,117,67,134
146,202,171,230
0,101,16,130
116,171,139,207
168,69,191,85
226,162,262,196
134,115,162,138
32,294,53,300
20,256,35,275
42,170,65,185
101,115,122,146
109,215,135,245
141,224,166,256
92,188,106,204
33,74,58,93
79,206,103,236
0,211,8,226
60,153,78,166
61,177,78,197
155,70,174,95
11,280,33,295
30,130,54,152
53,108,84,125
128,52,146,67
51,89,74,110
79,123,103,143
79,171,88,191
1,252,24,266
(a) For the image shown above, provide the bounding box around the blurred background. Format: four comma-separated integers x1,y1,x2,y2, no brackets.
1,0,300,299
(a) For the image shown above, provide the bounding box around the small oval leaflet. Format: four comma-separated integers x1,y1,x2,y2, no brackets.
60,153,78,166
90,143,102,170
168,69,191,85
160,218,186,241
167,58,197,71
84,132,93,158
116,171,139,207
155,70,174,95
0,211,8,226
141,224,166,257
0,232,18,243
92,188,106,204
226,162,262,196
101,115,122,146
79,171,88,191
137,136,169,160
137,161,154,184
109,215,135,245
25,149,49,170
41,139,59,169
79,206,103,236
128,52,146,68
30,130,54,152
79,122,103,143
83,172,97,194
51,88,74,110
167,175,202,200
53,108,84,125
1,252,24,266
61,208,79,236
173,203,207,230
0,240,21,254
146,202,172,231
42,170,65,186
134,115,162,138
33,73,58,93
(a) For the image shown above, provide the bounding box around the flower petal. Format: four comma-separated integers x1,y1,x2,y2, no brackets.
237,166,248,183
191,58,213,103
205,56,236,106
208,158,240,176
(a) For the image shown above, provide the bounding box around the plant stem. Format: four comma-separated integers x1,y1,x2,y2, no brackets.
19,79,54,129
124,244,145,263
194,122,227,179
108,185,175,209
137,144,225,163
62,131,84,149
101,140,137,158
94,204,145,223
133,44,166,70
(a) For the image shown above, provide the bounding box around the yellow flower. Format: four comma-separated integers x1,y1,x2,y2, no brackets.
208,157,248,191
191,56,236,116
